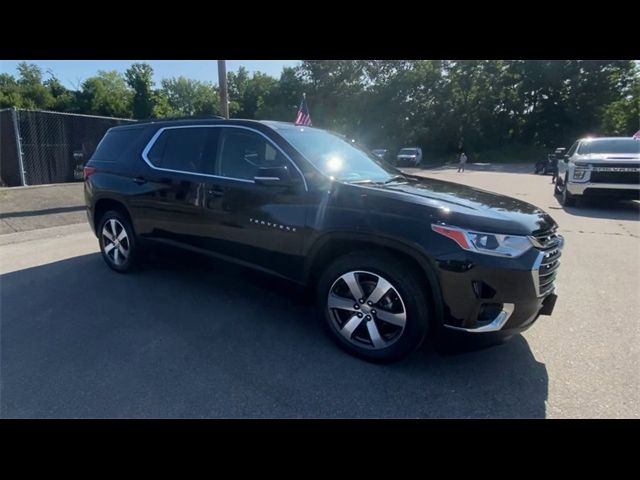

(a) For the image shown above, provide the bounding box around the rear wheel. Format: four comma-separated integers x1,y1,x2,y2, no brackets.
97,210,141,272
317,252,430,362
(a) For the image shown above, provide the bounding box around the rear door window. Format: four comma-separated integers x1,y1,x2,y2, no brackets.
92,129,141,162
146,127,220,174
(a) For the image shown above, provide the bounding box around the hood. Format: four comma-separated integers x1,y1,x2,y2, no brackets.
351,175,556,236
575,153,640,163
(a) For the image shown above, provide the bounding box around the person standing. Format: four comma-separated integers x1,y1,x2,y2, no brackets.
457,151,468,173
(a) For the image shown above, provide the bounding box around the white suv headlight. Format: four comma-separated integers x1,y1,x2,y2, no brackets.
432,224,533,258
572,168,589,180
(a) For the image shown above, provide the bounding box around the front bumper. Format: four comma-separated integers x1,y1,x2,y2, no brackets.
434,242,562,335
566,181,640,197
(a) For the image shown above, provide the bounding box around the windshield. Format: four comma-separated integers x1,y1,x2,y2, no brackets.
399,148,418,155
577,139,640,155
278,127,399,183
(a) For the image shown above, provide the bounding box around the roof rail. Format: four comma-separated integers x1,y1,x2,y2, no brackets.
138,114,227,122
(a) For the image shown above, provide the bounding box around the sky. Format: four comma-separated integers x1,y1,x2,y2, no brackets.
0,60,300,89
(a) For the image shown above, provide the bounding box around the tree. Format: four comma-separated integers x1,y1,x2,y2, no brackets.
227,66,250,117
256,67,305,121
45,75,77,112
240,72,278,119
0,73,23,108
160,76,219,116
601,72,640,135
1,59,637,160
15,62,55,109
125,63,156,119
79,71,132,118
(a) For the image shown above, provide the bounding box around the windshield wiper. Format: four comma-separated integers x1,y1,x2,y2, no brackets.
347,179,377,184
346,175,408,185
383,175,408,184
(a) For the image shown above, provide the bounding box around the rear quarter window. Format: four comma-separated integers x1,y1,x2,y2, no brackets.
91,129,141,162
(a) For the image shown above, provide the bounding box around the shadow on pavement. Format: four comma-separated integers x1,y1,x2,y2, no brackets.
1,247,548,418
551,195,640,221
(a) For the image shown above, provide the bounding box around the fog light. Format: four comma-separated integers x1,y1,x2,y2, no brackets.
477,303,504,323
472,281,496,299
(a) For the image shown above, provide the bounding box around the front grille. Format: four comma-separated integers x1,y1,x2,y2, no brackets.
590,171,640,184
538,247,561,295
529,229,561,250
530,229,563,296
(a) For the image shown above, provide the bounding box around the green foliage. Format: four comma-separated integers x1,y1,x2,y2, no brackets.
160,76,218,116
2,60,638,159
125,63,156,119
79,71,132,118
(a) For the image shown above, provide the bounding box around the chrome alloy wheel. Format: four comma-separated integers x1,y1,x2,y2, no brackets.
101,219,130,266
327,270,407,350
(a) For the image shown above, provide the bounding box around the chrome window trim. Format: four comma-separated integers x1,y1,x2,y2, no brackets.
140,124,308,191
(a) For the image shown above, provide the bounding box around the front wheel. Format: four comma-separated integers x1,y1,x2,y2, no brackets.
317,252,430,363
559,176,577,207
554,176,563,195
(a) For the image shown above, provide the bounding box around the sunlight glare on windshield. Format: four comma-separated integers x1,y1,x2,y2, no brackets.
325,155,344,173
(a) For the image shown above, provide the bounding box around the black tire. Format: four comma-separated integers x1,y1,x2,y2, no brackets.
97,210,141,273
559,175,577,207
554,176,563,195
316,251,430,363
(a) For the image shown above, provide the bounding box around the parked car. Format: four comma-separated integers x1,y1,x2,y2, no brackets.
371,149,388,161
555,137,640,206
396,147,422,167
535,147,565,176
85,118,562,362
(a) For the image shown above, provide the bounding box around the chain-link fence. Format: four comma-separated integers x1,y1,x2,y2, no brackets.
0,108,136,186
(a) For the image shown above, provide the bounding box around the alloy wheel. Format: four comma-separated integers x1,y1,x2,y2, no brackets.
327,270,407,350
101,218,130,266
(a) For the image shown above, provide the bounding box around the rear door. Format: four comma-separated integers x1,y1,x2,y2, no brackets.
130,126,220,243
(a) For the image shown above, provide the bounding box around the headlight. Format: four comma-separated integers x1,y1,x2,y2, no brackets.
431,224,533,258
573,168,588,180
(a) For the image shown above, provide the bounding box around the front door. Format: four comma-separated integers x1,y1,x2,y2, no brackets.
194,126,309,281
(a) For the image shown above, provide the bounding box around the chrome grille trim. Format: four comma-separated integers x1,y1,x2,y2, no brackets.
531,230,564,297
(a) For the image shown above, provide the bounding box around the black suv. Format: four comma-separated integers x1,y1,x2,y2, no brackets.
84,118,563,362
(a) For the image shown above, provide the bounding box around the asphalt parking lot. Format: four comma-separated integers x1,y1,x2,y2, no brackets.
1,164,638,418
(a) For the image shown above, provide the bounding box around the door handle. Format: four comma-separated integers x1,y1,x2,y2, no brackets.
133,176,148,185
207,188,224,198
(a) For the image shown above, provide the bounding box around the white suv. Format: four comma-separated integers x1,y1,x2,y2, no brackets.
396,147,422,167
555,137,640,206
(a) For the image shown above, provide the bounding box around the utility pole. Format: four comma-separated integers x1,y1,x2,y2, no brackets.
217,60,229,119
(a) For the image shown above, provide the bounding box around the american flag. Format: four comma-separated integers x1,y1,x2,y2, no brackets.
633,130,640,140
294,95,312,126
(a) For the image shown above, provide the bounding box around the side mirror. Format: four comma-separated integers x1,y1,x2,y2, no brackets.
254,165,296,187
563,154,570,162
